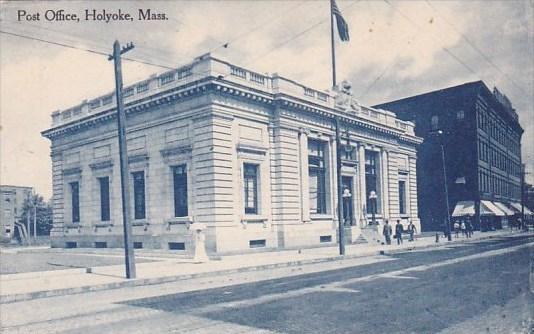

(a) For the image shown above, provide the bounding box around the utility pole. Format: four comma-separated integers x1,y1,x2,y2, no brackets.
26,192,31,245
335,117,345,255
520,163,526,230
33,193,37,241
109,40,136,279
440,137,452,241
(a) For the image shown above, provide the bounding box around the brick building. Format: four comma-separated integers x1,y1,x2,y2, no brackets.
0,185,33,242
375,81,524,231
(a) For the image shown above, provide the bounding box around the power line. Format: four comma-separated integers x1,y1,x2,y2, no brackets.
246,0,363,67
0,30,109,57
424,0,530,96
0,30,176,70
381,0,501,88
209,0,311,54
0,18,179,70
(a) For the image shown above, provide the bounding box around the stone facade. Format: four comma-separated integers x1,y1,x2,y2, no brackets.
42,54,422,254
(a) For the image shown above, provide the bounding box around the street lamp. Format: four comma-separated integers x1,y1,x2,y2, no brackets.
342,187,352,226
369,190,378,225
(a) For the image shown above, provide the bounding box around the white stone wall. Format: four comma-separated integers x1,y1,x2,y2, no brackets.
44,56,422,253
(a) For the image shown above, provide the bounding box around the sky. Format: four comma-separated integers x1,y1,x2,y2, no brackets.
0,0,533,200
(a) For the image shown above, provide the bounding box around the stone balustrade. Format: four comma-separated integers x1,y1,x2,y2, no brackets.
48,53,416,137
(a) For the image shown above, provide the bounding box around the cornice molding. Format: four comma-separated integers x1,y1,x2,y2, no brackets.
42,78,422,148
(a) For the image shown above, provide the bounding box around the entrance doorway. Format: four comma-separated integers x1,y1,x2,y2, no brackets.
341,176,354,226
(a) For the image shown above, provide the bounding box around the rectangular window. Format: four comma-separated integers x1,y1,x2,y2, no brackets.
70,182,80,223
308,139,327,214
399,180,407,215
243,164,259,214
173,165,188,217
98,177,110,222
365,151,380,214
249,239,266,248
168,242,185,250
132,171,146,220
431,115,439,130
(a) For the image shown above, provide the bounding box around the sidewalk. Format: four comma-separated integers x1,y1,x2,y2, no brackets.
0,229,530,303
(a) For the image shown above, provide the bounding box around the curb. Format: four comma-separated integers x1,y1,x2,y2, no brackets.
1,231,529,304
0,252,377,304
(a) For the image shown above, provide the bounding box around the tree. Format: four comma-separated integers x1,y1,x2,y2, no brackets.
19,194,53,236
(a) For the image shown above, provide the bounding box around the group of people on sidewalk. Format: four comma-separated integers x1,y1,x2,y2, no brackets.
453,219,474,238
382,220,417,245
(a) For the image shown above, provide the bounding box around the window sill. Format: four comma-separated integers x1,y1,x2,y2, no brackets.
167,216,193,224
241,215,268,228
132,219,149,226
92,222,113,228
166,216,193,230
311,214,333,221
64,223,81,229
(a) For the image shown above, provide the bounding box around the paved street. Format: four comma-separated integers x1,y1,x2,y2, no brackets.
2,234,532,334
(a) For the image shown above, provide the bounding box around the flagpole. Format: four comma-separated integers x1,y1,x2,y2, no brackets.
330,0,337,88
330,0,344,255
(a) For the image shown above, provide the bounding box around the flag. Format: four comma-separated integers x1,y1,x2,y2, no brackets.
331,0,350,42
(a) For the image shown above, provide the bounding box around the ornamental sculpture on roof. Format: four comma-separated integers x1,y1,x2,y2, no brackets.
334,80,361,114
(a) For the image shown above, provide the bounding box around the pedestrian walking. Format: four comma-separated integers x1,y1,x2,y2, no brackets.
467,220,474,238
460,220,467,238
407,220,417,242
395,220,404,245
383,220,392,245
453,221,460,238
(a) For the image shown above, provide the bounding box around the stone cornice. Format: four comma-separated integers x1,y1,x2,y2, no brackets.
236,143,268,155
160,145,193,158
42,77,421,147
62,167,82,176
89,160,113,170
128,153,149,164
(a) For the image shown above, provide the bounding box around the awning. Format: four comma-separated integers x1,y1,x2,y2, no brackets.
509,202,534,215
481,200,506,216
452,201,475,217
493,202,515,216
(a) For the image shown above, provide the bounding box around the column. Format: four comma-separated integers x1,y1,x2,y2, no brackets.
381,149,390,219
358,144,367,225
298,128,311,222
330,135,337,220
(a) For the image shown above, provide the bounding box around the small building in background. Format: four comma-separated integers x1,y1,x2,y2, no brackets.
374,81,524,231
0,185,33,242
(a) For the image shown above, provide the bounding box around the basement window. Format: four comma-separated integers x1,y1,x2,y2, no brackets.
133,242,143,249
320,235,332,243
94,242,107,248
168,242,185,250
65,241,77,249
249,239,266,248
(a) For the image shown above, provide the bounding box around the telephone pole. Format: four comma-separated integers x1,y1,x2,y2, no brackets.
109,40,136,279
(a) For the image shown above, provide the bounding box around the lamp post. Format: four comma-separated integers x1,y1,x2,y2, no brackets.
342,188,352,226
431,130,452,241
369,191,377,225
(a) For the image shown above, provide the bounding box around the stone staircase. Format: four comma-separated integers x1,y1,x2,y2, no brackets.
343,225,383,245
